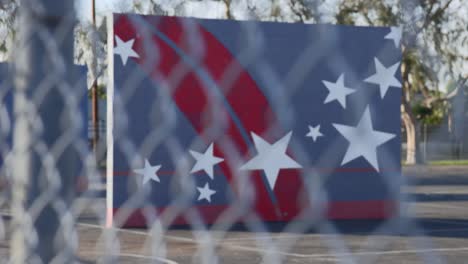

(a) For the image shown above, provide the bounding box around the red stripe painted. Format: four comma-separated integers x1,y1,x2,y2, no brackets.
191,23,293,221
114,15,284,221
326,200,396,219
113,167,401,177
113,200,396,227
113,205,227,227
113,170,213,177
111,15,399,226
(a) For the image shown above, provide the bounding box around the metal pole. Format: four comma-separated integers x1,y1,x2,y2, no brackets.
423,124,427,162
453,76,467,159
11,1,77,262
91,0,100,160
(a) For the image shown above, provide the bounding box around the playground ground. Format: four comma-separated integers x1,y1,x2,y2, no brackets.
1,165,468,263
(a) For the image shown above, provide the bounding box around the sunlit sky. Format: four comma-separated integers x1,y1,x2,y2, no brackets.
75,0,121,22
74,0,466,82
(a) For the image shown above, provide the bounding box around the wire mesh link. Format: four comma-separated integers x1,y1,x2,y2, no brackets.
0,0,466,263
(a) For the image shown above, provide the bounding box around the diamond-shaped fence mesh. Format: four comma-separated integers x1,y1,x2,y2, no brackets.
0,0,467,263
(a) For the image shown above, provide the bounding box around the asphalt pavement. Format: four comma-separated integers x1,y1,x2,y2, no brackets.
2,165,468,263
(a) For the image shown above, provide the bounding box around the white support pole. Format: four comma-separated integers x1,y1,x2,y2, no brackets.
11,0,77,262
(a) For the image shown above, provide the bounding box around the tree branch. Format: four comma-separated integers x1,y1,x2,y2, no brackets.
430,0,454,21
423,76,468,106
222,0,233,19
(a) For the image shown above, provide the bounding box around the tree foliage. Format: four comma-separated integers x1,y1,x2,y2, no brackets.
332,0,467,163
129,0,466,164
130,0,317,22
0,0,465,164
0,0,19,60
74,20,107,89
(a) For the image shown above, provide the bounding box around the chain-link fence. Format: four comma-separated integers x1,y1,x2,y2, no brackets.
0,0,467,263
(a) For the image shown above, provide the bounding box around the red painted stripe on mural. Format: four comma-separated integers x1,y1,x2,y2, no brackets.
113,15,284,220
112,167,401,177
112,16,400,223
114,17,250,198
326,200,396,219
192,22,294,220
150,17,304,221
113,200,396,227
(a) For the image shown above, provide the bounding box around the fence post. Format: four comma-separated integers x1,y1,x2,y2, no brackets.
453,77,467,159
11,0,77,263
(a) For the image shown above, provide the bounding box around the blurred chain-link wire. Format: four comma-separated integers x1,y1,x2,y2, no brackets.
0,0,466,263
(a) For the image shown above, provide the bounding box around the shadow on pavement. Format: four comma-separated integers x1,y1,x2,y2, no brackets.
167,218,468,239
408,193,468,202
403,165,468,186
408,175,468,186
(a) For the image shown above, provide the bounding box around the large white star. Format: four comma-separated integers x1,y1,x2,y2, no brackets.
384,27,402,48
322,74,355,108
240,131,302,190
364,58,401,98
306,125,323,142
332,106,396,171
189,143,224,179
134,159,161,184
197,183,216,203
114,35,140,65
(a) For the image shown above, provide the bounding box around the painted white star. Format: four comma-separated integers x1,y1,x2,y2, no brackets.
134,159,161,184
189,143,224,179
332,106,396,171
322,74,355,108
364,58,401,98
306,125,323,142
114,35,140,65
384,27,402,48
240,131,302,190
197,183,216,203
